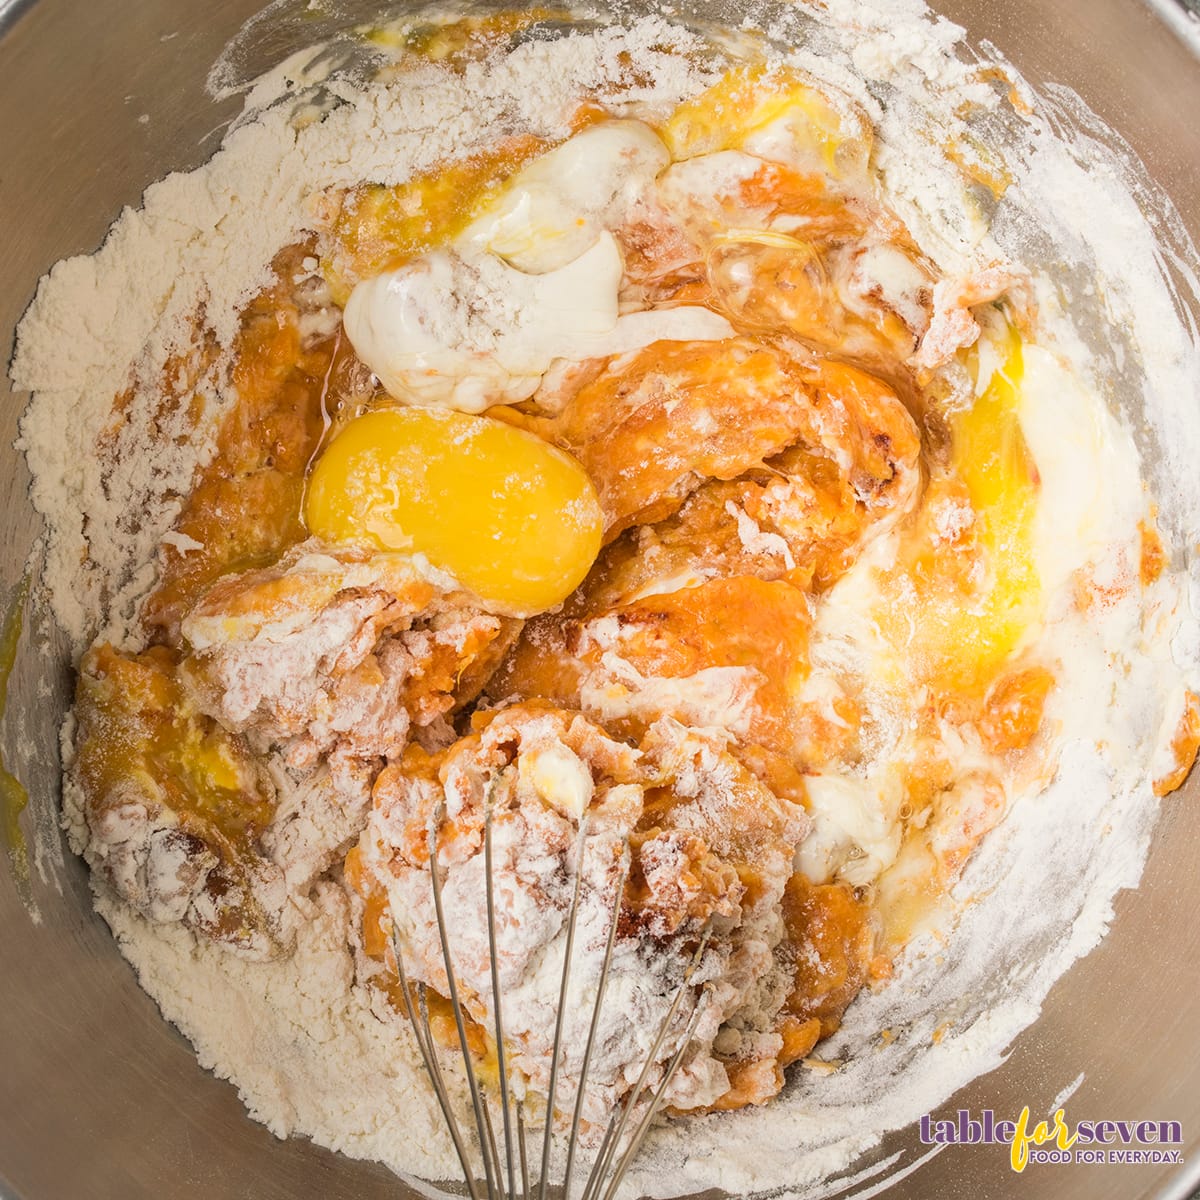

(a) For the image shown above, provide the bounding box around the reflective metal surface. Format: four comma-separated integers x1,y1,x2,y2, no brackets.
1,2,1198,1198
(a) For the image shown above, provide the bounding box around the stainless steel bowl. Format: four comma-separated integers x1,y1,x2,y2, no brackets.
2,1,1199,1197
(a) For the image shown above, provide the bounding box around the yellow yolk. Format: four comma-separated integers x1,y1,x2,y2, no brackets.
321,108,613,305
876,331,1042,693
76,645,275,855
662,63,869,176
365,10,560,61
321,135,551,305
305,407,604,614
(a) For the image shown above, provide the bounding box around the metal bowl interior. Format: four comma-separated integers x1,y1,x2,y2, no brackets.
1,1,1198,1198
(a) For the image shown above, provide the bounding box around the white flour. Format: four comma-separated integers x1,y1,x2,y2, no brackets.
9,2,1200,1199
94,878,463,1185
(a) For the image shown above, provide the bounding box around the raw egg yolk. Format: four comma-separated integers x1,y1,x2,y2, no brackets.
662,63,868,176
304,407,603,614
875,329,1041,693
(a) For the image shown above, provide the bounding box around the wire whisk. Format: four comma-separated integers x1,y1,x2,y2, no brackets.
390,801,711,1200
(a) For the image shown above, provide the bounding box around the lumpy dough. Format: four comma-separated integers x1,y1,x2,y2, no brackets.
49,9,1198,1161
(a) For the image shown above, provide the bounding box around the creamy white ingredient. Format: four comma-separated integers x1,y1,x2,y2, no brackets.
343,235,621,411
797,770,905,886
343,231,733,412
464,119,671,272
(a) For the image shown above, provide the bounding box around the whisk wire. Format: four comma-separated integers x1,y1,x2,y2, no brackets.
394,802,709,1200
578,1107,623,1200
481,1097,505,1200
516,1099,531,1200
537,818,589,1200
599,991,710,1200
391,927,482,1200
562,856,629,1200
484,804,519,1200
579,928,713,1200
428,804,499,1198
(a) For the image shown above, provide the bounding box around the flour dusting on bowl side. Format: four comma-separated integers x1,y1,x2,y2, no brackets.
8,2,1200,1197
